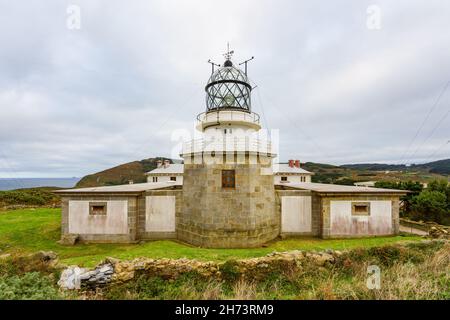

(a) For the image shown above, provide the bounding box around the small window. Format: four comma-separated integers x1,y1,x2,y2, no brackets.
170,176,176,181
352,202,370,216
89,202,107,215
222,170,235,189
281,176,288,182
152,176,158,182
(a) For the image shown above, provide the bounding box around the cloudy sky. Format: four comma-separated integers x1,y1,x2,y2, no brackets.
0,0,449,178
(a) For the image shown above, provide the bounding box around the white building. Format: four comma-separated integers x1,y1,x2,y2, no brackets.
146,159,313,185
354,181,376,187
145,160,183,184
274,160,313,183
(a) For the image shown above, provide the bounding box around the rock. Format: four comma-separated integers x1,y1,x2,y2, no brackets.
305,252,334,266
33,251,57,262
429,226,449,239
59,263,115,290
59,234,79,246
58,266,88,290
334,250,343,257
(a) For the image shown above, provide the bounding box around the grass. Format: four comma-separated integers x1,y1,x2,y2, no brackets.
0,208,422,267
100,241,450,300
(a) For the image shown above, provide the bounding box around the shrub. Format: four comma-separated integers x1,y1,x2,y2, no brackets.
0,188,59,206
410,190,448,225
219,260,241,283
0,272,62,300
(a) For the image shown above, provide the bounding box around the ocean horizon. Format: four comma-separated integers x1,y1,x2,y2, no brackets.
0,177,81,191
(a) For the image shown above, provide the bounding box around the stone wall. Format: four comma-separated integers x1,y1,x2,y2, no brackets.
179,153,278,248
61,195,138,243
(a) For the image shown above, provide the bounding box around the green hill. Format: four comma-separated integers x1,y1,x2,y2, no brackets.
74,158,449,189
75,157,174,188
342,159,450,175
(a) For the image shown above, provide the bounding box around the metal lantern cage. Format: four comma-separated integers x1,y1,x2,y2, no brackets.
205,61,252,112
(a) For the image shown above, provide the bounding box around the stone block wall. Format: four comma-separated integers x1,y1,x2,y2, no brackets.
179,153,278,248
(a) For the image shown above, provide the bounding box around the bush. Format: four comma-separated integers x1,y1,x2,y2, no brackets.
410,191,449,225
219,260,241,283
0,272,62,300
0,189,59,206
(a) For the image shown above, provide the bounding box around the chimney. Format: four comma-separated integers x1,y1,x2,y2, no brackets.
163,159,170,168
295,160,300,168
156,160,163,168
288,159,294,168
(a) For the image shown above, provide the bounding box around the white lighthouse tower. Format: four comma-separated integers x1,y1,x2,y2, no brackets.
178,49,278,248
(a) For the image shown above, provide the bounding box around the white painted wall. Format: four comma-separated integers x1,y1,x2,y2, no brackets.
330,200,392,236
147,175,183,184
68,200,128,234
281,196,312,233
274,175,311,184
145,196,176,232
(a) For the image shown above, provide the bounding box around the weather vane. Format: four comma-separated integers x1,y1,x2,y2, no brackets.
223,42,234,61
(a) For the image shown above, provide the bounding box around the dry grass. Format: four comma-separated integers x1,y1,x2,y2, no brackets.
232,280,257,300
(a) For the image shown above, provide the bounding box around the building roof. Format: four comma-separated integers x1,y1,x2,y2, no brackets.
145,164,184,175
354,181,376,186
145,163,312,175
54,181,182,194
273,164,313,175
275,182,408,194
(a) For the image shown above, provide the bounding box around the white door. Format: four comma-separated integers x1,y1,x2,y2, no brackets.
281,196,312,233
145,196,176,232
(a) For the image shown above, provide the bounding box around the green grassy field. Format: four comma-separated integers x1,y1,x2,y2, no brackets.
0,208,422,267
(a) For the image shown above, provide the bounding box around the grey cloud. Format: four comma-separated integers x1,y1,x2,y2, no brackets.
0,0,449,177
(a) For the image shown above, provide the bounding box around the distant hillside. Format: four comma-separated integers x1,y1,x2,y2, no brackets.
417,159,450,175
342,159,450,175
75,157,173,188
74,158,449,189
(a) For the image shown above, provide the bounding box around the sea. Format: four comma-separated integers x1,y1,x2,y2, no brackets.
0,177,81,191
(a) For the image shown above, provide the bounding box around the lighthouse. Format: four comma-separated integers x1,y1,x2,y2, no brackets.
57,50,406,245
178,49,279,248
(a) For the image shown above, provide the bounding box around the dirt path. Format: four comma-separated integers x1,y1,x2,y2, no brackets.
399,225,428,236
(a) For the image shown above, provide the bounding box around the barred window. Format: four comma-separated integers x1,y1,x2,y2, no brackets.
89,202,107,215
352,202,370,216
222,170,235,189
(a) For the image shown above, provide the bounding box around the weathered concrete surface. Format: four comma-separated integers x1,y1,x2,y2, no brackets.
281,196,312,233
68,200,128,235
320,195,399,238
145,196,176,232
